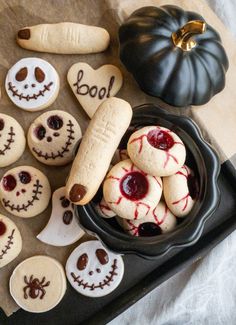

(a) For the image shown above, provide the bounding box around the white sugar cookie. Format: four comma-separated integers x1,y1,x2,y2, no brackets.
68,63,123,118
37,187,84,246
103,159,162,220
96,197,116,219
28,110,81,166
0,113,26,168
0,214,22,268
0,166,51,218
163,165,198,217
5,58,59,112
66,240,124,297
9,255,66,313
127,126,186,177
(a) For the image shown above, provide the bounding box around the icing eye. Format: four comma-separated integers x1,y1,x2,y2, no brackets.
0,221,6,236
0,119,4,131
77,253,88,270
47,116,63,130
15,67,28,81
2,175,17,191
35,125,46,140
60,196,70,208
35,67,45,83
19,171,31,184
96,249,109,265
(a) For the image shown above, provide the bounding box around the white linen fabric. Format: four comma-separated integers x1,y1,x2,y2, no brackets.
109,1,236,324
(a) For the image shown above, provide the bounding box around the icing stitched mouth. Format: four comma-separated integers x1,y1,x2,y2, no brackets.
8,81,53,101
2,179,43,212
70,259,118,291
32,121,75,160
0,229,15,260
0,127,15,155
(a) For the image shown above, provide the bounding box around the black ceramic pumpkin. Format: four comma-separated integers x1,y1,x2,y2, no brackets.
119,5,229,107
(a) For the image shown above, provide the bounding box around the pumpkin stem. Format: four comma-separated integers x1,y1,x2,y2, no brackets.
172,20,206,51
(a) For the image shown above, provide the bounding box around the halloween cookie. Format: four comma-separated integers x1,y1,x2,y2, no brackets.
103,159,162,220
28,110,82,166
66,97,132,205
37,187,84,246
111,149,129,165
17,22,110,54
68,62,123,118
0,214,22,268
5,57,59,112
127,126,186,177
120,201,177,236
0,166,51,218
96,197,116,218
0,113,26,168
9,255,66,313
163,165,198,217
66,240,124,297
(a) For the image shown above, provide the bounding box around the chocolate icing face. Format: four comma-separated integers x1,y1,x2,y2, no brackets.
0,116,15,157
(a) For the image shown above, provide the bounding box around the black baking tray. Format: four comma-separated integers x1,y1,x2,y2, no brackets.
1,159,236,325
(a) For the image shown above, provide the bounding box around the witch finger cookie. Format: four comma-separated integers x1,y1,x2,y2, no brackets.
0,166,51,218
66,240,124,297
0,113,26,168
9,255,66,313
127,126,186,177
5,57,59,112
28,110,81,166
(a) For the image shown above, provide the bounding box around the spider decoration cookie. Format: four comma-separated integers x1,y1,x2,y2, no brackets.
119,201,177,237
103,159,162,220
0,214,22,268
0,166,51,218
9,255,66,313
0,113,26,168
163,165,198,217
127,126,186,177
28,110,82,166
5,57,59,112
37,187,84,246
66,240,124,297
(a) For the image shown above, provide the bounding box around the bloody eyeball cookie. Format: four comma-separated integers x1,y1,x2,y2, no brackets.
0,166,51,218
66,240,124,297
96,197,116,219
103,159,162,220
127,126,186,177
28,110,82,166
9,255,66,313
0,113,26,168
120,201,177,237
5,57,59,112
111,149,129,165
163,165,198,217
0,214,22,268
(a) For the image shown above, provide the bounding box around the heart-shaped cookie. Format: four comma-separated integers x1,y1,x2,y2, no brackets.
67,62,123,118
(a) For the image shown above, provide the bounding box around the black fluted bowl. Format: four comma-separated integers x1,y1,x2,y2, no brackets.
76,104,220,259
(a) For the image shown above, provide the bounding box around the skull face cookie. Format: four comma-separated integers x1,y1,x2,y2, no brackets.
103,159,162,220
0,113,26,168
0,166,51,218
0,214,22,268
28,110,81,166
127,126,186,177
5,58,59,112
66,240,124,297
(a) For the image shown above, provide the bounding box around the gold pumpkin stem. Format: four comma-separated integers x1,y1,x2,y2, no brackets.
172,20,206,51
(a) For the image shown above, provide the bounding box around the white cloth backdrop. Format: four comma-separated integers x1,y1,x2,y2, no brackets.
109,1,236,324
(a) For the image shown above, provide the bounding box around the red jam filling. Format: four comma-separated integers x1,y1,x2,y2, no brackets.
35,125,46,140
47,115,63,130
0,221,6,236
147,129,174,150
138,222,162,236
187,175,198,200
19,171,31,184
2,175,17,191
0,119,4,131
120,171,148,201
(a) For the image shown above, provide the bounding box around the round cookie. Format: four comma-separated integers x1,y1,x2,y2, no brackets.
9,255,66,313
96,197,116,219
66,240,124,297
0,113,26,167
127,126,186,177
163,165,198,217
0,214,22,268
28,110,82,166
0,166,51,218
111,149,129,165
103,159,162,220
5,57,59,112
120,201,177,237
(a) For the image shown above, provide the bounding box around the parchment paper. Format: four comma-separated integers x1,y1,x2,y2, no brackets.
0,0,235,317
